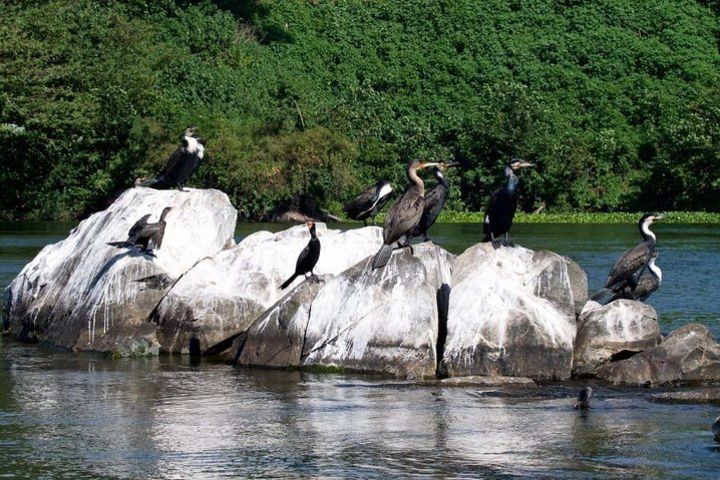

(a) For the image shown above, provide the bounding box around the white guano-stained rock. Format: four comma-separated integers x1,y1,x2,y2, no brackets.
153,224,384,354
573,299,661,376
442,243,584,380
3,187,236,354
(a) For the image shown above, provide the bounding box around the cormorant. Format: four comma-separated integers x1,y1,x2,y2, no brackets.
139,125,205,191
609,251,662,302
410,162,459,242
108,207,172,255
604,213,663,292
713,416,720,443
481,159,535,245
574,387,592,410
371,159,439,269
344,180,394,226
280,222,321,290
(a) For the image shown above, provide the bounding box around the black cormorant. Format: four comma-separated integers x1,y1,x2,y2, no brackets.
371,159,439,269
609,251,662,302
604,213,663,291
574,387,592,410
344,180,394,226
108,207,172,255
713,416,720,442
139,126,205,191
481,159,535,245
280,222,321,290
410,162,459,242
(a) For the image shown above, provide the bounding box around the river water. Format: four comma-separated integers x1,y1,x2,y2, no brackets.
1,221,719,478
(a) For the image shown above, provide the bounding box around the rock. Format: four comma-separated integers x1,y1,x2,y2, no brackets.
597,323,720,386
3,188,236,354
442,243,580,381
438,376,536,387
573,299,661,377
232,243,454,379
652,389,720,405
152,224,383,354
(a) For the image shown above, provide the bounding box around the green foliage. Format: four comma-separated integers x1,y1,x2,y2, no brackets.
1,0,719,220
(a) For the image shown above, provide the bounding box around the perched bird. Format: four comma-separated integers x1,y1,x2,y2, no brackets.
609,251,662,302
344,180,394,226
574,387,592,410
604,213,664,292
712,416,720,443
108,207,172,256
481,159,535,245
280,222,321,290
371,159,439,269
410,162,459,242
139,125,205,191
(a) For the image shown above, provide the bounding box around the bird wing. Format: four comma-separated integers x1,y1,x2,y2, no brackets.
127,214,151,241
383,189,424,244
149,224,166,250
606,243,651,288
483,188,501,235
159,145,185,178
344,185,377,217
295,243,311,271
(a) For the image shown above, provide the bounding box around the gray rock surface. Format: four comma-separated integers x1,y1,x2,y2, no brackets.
573,300,661,376
442,243,584,381
232,243,454,379
3,187,236,355
597,323,720,386
652,389,720,405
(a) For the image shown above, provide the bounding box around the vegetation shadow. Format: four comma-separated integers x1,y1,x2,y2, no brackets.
211,0,291,44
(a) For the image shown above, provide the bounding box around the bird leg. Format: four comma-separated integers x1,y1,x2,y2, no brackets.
423,232,430,242
176,183,188,192
371,217,377,226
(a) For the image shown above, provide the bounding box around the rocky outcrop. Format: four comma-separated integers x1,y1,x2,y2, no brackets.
3,187,236,355
597,324,720,386
573,300,661,376
152,224,383,354
441,243,585,381
231,243,454,379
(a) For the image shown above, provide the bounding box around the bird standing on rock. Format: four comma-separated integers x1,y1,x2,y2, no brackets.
482,159,535,246
344,180,394,226
280,222,321,290
107,207,172,256
411,162,459,242
608,250,662,302
138,125,205,191
371,159,439,269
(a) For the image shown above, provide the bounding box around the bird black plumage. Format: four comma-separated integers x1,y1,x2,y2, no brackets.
107,207,172,255
410,162,458,242
482,159,534,245
371,160,439,269
139,125,205,191
280,222,321,290
344,180,394,226
608,251,662,302
574,387,592,410
604,213,663,291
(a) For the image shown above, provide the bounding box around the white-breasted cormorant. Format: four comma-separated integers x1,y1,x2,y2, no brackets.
108,206,172,255
481,159,535,245
371,159,439,269
609,251,662,302
139,126,205,191
604,213,663,292
410,161,458,241
344,180,394,226
574,387,592,409
280,222,321,290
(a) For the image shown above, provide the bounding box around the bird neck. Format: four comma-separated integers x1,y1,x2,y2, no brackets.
184,135,201,155
309,226,317,239
505,166,519,193
160,209,171,221
639,219,656,242
648,257,662,281
407,166,424,194
434,170,449,189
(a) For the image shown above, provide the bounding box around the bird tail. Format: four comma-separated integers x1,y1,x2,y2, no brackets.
371,244,393,270
481,234,491,242
107,241,132,248
590,288,611,302
280,273,299,290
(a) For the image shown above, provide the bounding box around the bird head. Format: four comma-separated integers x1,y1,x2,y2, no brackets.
640,213,664,224
509,158,535,170
305,221,316,232
184,125,198,137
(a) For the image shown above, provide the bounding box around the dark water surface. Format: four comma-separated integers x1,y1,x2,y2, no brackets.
1,221,720,478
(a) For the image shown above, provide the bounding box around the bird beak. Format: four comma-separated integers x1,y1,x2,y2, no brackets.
518,161,535,168
442,162,460,169
306,221,315,229
653,214,664,221
419,161,440,170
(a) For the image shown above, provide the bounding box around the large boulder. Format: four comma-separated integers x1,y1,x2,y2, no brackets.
232,243,454,379
441,243,585,381
152,224,383,354
573,300,661,377
597,323,720,386
3,188,236,354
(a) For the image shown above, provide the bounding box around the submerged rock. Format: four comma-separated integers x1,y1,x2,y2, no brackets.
232,243,454,379
573,300,661,377
3,188,236,354
152,224,383,354
597,323,720,386
441,243,585,381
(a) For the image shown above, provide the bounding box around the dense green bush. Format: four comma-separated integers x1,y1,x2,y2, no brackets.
1,0,719,220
